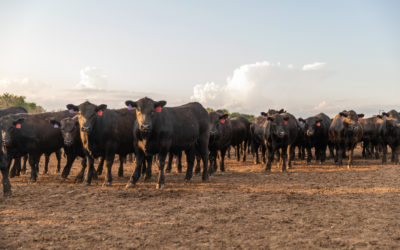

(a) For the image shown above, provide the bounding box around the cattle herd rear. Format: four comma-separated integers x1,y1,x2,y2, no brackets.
0,98,399,196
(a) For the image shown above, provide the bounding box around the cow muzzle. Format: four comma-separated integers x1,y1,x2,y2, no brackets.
306,130,314,136
81,126,91,133
140,124,151,133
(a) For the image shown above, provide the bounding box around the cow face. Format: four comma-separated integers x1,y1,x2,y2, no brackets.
208,112,228,142
125,97,166,134
339,110,363,133
267,115,289,138
66,102,107,134
1,116,24,147
305,118,323,137
50,117,79,146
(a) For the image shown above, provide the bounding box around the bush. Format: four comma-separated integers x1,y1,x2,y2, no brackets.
0,93,45,113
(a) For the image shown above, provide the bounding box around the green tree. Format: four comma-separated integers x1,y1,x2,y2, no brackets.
0,93,45,113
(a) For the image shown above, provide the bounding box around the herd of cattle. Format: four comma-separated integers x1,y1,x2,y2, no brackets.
0,97,399,196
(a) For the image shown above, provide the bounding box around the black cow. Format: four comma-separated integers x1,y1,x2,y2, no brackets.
295,118,306,160
329,110,364,168
66,102,136,186
50,116,103,182
360,116,383,159
303,113,332,164
230,116,251,162
208,111,231,173
124,97,210,188
1,111,73,182
250,113,268,164
264,111,299,171
0,106,28,177
379,110,400,164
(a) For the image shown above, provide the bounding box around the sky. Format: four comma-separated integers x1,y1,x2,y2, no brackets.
0,0,399,117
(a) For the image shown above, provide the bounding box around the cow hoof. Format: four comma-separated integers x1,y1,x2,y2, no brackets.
144,176,152,182
83,182,91,186
177,169,182,173
102,182,112,187
125,183,136,189
165,169,171,173
347,165,351,169
156,183,165,189
3,190,12,196
30,179,37,183
118,173,124,178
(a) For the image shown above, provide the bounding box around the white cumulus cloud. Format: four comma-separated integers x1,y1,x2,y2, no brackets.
302,62,326,71
76,67,108,89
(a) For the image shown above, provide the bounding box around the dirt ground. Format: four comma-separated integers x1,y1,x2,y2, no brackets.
1,148,400,249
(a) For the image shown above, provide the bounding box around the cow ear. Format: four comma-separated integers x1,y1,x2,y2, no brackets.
298,118,305,123
278,109,286,114
339,112,347,117
155,100,167,108
13,117,25,125
357,114,364,118
377,115,383,119
283,116,290,121
261,112,267,117
316,118,323,123
96,104,107,112
382,112,389,117
50,119,61,127
66,104,79,112
219,114,229,120
125,100,137,108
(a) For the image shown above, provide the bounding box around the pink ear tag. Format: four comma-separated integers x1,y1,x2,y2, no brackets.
283,120,288,125
16,123,21,129
54,124,59,128
69,109,74,114
316,122,321,127
156,106,162,113
220,118,226,124
358,117,362,121
128,104,133,110
97,110,103,116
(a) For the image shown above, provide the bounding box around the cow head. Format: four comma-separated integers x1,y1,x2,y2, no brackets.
305,118,323,137
208,111,228,142
339,110,364,133
125,97,166,134
1,115,25,147
267,114,289,138
66,102,107,134
50,117,79,146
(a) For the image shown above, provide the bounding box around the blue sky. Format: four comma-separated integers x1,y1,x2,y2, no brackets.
0,0,399,117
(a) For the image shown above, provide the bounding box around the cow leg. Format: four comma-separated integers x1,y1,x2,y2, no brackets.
73,157,86,183
9,158,20,178
321,144,327,163
220,148,227,172
144,155,153,180
347,146,355,169
1,157,11,196
28,154,38,182
166,152,173,173
253,144,259,164
55,149,61,173
184,148,195,182
157,152,167,188
103,154,115,186
266,146,274,172
177,151,183,173
235,145,240,162
44,153,50,174
128,153,133,163
84,155,95,186
208,150,217,175
198,134,209,182
61,153,76,179
242,141,247,162
306,145,312,164
118,155,124,177
96,156,105,175
261,145,266,164
126,151,144,188
382,144,387,164
22,155,28,174
194,153,201,175
288,145,295,169
281,146,288,172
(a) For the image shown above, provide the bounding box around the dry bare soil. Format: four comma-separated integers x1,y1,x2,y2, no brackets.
1,149,400,249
